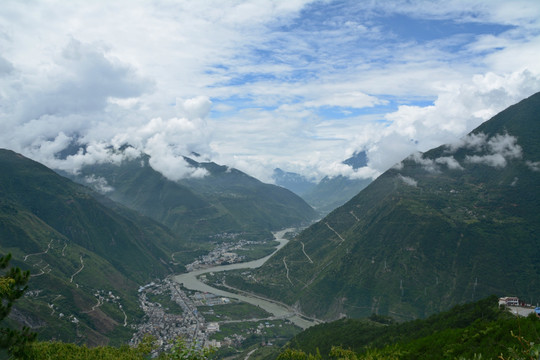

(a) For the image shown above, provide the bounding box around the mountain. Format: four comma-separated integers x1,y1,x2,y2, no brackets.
0,149,191,346
72,154,317,241
223,92,540,321
342,150,368,169
272,168,317,196
301,151,372,214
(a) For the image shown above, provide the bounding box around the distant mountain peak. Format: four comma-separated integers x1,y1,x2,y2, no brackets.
342,150,368,169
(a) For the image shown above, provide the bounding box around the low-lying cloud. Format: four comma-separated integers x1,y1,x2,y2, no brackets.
398,174,418,187
459,133,522,168
401,132,523,172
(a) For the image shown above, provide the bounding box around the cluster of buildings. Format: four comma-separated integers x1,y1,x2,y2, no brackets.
131,278,216,352
130,276,281,355
185,239,262,271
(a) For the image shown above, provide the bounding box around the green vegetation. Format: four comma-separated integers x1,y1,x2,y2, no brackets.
1,254,36,358
227,92,540,321
71,154,317,242
0,149,195,345
278,296,540,360
18,335,214,359
0,256,213,359
235,241,280,261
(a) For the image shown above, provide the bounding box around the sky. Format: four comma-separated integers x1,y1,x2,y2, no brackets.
1,0,540,183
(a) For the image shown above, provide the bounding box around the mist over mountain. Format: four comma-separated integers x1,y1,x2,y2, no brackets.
224,91,540,321
272,168,317,196
301,151,373,214
68,153,317,241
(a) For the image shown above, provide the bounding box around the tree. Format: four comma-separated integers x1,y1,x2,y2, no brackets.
0,253,36,357
157,338,215,360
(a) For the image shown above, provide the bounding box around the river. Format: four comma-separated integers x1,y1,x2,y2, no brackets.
173,228,318,329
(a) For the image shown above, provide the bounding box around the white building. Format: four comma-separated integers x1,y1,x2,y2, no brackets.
499,297,520,307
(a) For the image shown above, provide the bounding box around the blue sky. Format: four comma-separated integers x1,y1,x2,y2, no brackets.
1,0,540,182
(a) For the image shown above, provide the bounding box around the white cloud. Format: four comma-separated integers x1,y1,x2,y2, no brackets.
398,174,417,187
84,175,114,194
304,92,387,109
0,1,539,184
466,153,508,168
461,133,523,168
176,96,212,119
351,69,540,176
435,156,464,170
407,152,440,173
401,152,464,173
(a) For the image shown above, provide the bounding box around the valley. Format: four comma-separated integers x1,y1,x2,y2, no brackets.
130,229,318,358
1,93,540,359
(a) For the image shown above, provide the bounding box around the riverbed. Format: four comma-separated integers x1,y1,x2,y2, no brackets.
173,228,318,329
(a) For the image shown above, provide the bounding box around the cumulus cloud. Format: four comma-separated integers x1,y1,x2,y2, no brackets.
317,161,381,180
400,132,523,172
175,96,212,119
466,153,508,167
0,38,213,181
14,39,153,123
344,69,540,179
446,133,488,152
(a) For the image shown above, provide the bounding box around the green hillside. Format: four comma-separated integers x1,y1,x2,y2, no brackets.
180,157,317,231
222,92,540,321
0,150,192,346
73,154,317,241
278,296,540,360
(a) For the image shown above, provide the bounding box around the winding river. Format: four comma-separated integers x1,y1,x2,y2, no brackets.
173,229,318,329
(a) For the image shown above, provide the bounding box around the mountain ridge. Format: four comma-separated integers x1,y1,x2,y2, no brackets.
222,91,540,321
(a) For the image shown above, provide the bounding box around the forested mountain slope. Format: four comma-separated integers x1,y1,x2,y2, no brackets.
73,154,317,242
0,150,191,345
225,92,540,321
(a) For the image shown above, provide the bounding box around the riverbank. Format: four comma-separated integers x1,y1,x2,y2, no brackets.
173,229,319,329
